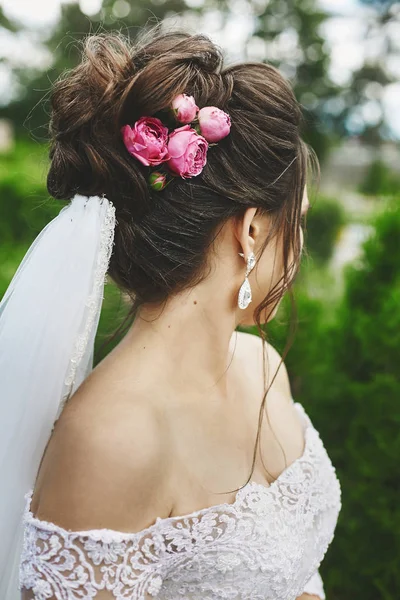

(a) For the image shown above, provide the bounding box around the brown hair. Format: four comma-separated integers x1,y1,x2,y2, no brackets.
47,25,319,494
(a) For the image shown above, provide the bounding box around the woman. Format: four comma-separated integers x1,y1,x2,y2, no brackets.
0,26,341,600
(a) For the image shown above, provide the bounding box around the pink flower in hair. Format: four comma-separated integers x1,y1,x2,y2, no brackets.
167,125,208,179
172,93,199,124
121,117,169,166
149,171,167,191
198,106,231,142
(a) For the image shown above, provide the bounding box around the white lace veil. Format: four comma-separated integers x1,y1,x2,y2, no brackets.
0,193,116,599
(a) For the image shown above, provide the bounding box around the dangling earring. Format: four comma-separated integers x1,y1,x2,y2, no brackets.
237,251,256,309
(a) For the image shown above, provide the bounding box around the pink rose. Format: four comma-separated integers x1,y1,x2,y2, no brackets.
167,125,208,178
121,117,169,166
198,106,231,142
172,94,199,124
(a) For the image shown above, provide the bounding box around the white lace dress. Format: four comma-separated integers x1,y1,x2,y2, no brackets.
19,402,342,600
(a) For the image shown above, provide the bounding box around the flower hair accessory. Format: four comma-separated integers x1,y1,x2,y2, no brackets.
121,93,231,191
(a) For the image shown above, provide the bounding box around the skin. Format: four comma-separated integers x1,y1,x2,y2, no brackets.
119,185,308,399
26,187,320,600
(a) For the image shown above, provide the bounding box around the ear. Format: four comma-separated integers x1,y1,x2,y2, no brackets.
235,207,259,260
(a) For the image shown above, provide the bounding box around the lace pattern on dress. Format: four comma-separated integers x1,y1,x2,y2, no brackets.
302,570,326,599
19,403,342,600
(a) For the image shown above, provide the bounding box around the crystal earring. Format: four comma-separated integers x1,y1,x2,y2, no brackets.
237,251,256,309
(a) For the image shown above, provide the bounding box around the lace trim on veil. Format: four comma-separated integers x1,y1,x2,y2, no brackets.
57,197,116,420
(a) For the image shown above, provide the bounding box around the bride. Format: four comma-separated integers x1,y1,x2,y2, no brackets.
0,26,341,600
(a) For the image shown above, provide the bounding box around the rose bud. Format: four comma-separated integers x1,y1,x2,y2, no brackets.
121,117,169,166
167,125,208,179
149,171,167,191
198,106,231,142
172,94,199,124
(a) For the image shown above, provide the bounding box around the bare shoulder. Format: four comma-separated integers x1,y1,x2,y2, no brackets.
234,330,293,401
233,332,304,461
32,384,174,533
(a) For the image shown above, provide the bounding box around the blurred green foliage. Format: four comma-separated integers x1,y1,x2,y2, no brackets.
359,158,400,197
305,196,347,265
265,196,400,599
0,140,59,296
0,140,54,242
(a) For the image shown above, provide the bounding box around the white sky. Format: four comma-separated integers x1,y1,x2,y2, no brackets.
0,0,399,138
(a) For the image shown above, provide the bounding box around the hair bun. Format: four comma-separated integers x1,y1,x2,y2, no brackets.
132,32,223,76
182,47,222,73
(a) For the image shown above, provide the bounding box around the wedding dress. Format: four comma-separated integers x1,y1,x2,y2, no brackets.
19,400,342,600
